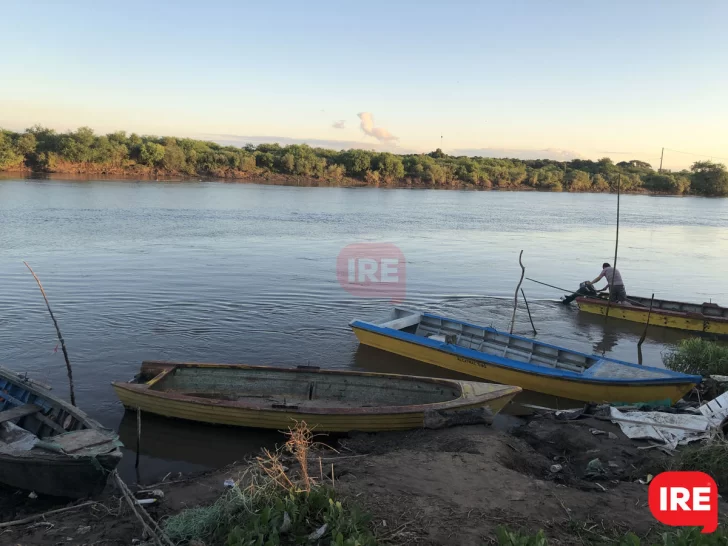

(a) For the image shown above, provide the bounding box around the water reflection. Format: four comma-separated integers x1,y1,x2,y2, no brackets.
116,410,284,483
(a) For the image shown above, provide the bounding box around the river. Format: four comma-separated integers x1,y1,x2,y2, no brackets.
1,177,727,481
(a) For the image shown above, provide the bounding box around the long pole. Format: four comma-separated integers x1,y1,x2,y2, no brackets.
659,148,664,173
604,174,621,321
637,294,655,365
23,262,76,406
520,288,537,335
510,250,526,334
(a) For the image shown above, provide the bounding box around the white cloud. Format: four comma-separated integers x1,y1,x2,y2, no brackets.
357,112,398,142
332,120,346,129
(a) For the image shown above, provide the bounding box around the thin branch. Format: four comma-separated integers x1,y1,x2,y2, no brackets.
23,261,76,406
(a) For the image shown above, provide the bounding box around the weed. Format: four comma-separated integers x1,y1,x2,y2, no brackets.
663,338,728,376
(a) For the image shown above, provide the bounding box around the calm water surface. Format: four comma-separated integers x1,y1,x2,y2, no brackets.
1,178,727,481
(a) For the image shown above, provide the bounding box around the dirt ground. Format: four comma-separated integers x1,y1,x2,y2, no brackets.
0,413,698,546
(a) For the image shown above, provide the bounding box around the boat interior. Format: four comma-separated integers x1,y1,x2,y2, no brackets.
144,365,463,408
374,308,679,381
378,309,598,374
0,372,115,456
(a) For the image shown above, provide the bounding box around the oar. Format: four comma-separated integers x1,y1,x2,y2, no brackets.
525,278,573,293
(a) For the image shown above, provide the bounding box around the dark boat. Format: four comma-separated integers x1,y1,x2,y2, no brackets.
0,366,123,498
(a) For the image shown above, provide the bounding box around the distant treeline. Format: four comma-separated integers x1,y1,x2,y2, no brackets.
2,125,727,196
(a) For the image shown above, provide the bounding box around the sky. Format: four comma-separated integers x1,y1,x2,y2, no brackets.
2,0,728,169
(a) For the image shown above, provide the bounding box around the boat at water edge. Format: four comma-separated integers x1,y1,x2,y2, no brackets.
112,361,521,432
0,365,123,498
576,295,728,337
349,308,702,406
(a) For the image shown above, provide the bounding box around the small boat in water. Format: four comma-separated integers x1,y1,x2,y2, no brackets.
112,361,521,432
350,308,702,406
576,295,728,337
0,366,123,498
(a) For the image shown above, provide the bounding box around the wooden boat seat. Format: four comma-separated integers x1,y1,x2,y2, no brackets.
0,404,41,424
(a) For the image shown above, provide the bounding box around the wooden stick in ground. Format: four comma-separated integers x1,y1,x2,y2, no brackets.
509,250,525,334
135,407,142,469
23,261,76,406
604,174,621,322
520,288,537,335
637,293,655,365
113,471,174,546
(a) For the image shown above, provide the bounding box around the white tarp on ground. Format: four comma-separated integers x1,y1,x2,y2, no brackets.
609,407,712,450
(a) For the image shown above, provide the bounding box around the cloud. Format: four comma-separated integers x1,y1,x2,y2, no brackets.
358,112,398,142
450,147,582,161
332,120,346,129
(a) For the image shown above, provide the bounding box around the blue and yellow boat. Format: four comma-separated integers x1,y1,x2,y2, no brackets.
350,308,702,405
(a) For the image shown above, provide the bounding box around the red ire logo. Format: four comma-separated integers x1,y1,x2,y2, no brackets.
648,471,718,533
336,243,406,302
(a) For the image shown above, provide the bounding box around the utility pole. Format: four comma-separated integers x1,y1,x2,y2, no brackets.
659,147,664,172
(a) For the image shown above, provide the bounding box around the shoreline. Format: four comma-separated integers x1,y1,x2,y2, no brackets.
0,168,676,195
1,410,718,545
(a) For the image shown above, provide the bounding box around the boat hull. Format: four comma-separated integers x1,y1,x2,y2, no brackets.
112,364,520,432
0,451,121,498
352,327,695,405
576,298,728,336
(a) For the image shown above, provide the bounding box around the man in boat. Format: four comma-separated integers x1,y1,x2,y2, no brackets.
587,262,627,303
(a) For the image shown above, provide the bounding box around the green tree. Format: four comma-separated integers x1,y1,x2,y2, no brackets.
566,170,591,191
139,142,165,166
642,173,687,194
373,153,404,181
341,149,371,177
0,131,22,169
15,132,37,156
162,144,187,171
690,161,728,196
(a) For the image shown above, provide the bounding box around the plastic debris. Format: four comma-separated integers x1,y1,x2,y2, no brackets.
590,428,606,436
136,498,157,506
637,474,654,485
28,491,38,499
609,407,711,449
280,511,292,533
607,432,618,440
550,464,563,473
585,458,606,479
223,479,235,489
308,523,327,540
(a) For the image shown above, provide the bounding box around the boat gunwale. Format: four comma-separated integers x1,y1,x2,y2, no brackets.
0,365,111,434
349,315,702,386
575,296,728,324
111,361,521,416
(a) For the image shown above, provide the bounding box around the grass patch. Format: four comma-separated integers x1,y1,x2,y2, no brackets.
495,525,728,545
163,422,376,546
663,338,728,376
649,438,728,494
